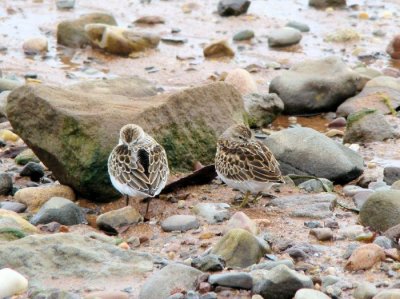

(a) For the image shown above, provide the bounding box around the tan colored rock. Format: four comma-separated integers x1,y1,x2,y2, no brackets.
85,24,160,56
203,40,235,58
224,211,258,235
22,37,48,54
85,291,129,299
224,68,257,95
387,35,400,60
14,185,75,211
345,243,385,271
57,13,117,48
96,206,143,232
0,209,39,238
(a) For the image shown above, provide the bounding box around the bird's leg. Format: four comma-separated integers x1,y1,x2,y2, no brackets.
125,195,130,206
239,191,251,208
252,192,262,204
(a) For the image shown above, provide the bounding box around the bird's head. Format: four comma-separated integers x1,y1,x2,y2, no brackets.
220,124,252,142
119,124,145,145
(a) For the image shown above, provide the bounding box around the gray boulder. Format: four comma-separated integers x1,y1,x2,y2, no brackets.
0,232,153,284
264,127,364,183
208,272,252,289
252,264,313,299
7,78,245,201
30,197,86,226
269,56,359,114
360,190,400,231
244,93,284,128
343,109,398,144
139,263,203,299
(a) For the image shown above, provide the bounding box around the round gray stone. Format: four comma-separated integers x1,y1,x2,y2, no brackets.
161,215,200,232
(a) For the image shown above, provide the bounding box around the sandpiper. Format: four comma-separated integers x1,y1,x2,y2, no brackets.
108,124,169,215
215,124,283,207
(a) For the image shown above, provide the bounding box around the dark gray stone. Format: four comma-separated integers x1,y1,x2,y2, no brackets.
217,0,250,16
208,272,253,289
191,254,225,272
250,259,295,271
20,162,45,182
30,197,86,226
373,236,395,249
309,0,346,8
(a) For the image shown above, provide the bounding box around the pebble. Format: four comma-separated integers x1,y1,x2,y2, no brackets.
343,185,365,197
268,27,302,47
250,259,295,271
294,288,331,299
233,30,255,41
203,40,235,58
373,236,395,249
373,289,400,299
0,173,13,195
191,254,225,272
30,197,87,226
134,16,165,25
285,21,310,32
224,211,258,234
387,35,400,59
208,272,253,289
85,291,129,299
345,244,385,271
56,0,75,9
304,221,322,228
337,225,364,240
0,129,19,142
384,167,400,185
310,228,333,241
224,68,257,95
161,215,200,232
353,281,378,299
0,201,26,213
353,190,374,210
217,0,251,16
193,203,230,224
22,37,48,54
0,268,28,298
14,184,75,211
20,162,45,182
96,206,143,232
15,149,39,165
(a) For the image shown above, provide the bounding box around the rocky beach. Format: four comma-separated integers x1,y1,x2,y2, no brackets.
2,0,400,298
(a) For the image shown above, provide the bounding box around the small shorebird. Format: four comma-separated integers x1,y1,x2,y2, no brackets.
108,124,169,216
215,124,284,207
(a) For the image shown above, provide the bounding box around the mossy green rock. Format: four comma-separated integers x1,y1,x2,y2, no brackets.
344,109,397,144
211,228,267,268
7,78,244,202
57,13,117,48
15,148,40,165
360,190,400,231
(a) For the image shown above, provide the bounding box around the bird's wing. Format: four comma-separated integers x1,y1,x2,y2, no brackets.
147,144,169,196
216,140,283,183
109,144,151,193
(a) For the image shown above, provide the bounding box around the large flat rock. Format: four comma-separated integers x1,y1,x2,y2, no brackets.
7,78,245,201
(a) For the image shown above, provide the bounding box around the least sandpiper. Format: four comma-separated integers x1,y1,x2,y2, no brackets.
215,124,283,207
108,124,169,215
